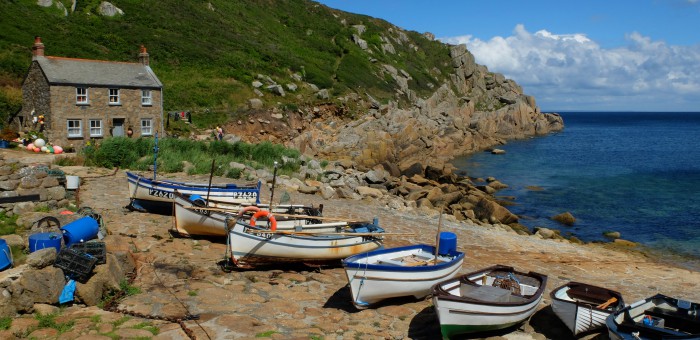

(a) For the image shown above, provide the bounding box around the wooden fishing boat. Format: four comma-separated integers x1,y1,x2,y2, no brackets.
126,171,261,213
550,281,624,336
606,294,700,339
173,191,345,237
342,243,464,309
226,217,384,267
432,265,547,338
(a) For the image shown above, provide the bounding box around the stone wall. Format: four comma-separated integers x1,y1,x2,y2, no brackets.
18,63,51,132
0,155,68,215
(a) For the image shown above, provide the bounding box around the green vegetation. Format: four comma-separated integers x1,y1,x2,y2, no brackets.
255,330,279,337
75,136,301,176
0,211,19,236
0,317,10,330
0,0,454,129
34,312,75,333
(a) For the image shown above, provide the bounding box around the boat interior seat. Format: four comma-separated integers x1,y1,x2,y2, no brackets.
460,284,529,303
642,307,700,334
566,287,613,304
378,259,404,266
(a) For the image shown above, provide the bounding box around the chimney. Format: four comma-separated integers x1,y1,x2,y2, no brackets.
138,45,149,66
32,36,45,59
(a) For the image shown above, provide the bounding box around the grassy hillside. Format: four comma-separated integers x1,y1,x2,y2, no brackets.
0,0,454,129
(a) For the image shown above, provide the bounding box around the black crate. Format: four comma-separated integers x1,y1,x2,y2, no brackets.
69,242,106,264
54,248,98,283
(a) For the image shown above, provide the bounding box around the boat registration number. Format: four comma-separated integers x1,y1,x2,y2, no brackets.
149,189,173,199
244,228,273,239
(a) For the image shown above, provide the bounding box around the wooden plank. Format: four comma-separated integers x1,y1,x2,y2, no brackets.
0,194,41,204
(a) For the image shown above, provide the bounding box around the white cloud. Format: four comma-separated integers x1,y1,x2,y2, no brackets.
442,24,700,111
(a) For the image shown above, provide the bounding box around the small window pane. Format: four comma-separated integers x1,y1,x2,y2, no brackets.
141,119,153,136
89,120,102,137
76,88,88,104
67,120,82,137
109,89,120,104
141,90,152,105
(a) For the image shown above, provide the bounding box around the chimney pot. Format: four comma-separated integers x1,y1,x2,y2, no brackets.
138,44,150,66
32,36,45,59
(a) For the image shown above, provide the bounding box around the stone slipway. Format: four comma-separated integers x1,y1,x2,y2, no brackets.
68,169,700,339
4,161,700,339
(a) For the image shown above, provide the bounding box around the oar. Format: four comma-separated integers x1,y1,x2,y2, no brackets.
596,297,618,309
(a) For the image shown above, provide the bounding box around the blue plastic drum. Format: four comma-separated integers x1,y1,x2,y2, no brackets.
0,239,12,270
438,232,457,255
61,216,99,246
28,232,63,253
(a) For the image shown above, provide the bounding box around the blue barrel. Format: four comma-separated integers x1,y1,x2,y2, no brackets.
189,194,206,207
61,217,99,247
438,232,457,255
28,232,62,253
0,239,12,270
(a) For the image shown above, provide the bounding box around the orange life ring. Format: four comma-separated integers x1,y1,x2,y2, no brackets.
237,205,261,217
250,210,277,231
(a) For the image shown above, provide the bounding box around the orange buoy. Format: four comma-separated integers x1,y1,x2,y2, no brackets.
249,210,277,231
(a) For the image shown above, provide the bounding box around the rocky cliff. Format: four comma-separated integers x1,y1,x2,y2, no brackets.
287,42,563,172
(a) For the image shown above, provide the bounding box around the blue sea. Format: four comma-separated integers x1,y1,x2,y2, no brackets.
452,112,700,270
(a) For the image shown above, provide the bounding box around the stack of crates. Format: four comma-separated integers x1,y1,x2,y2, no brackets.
54,248,98,283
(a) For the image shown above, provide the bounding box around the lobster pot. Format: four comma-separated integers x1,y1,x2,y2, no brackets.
28,232,63,253
61,217,99,247
0,239,12,270
438,232,457,255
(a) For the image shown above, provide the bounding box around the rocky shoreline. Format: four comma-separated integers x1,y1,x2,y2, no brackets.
1,154,699,339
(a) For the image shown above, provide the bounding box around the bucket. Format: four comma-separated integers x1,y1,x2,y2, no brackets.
65,175,80,189
438,231,457,255
0,239,12,270
61,217,99,246
28,232,63,253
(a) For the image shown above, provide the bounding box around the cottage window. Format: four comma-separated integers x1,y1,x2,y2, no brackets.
67,120,82,137
109,89,120,105
141,119,153,136
76,87,88,104
89,119,102,137
141,90,152,106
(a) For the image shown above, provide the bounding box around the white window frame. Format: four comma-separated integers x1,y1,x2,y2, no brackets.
109,88,120,105
67,119,82,138
141,89,152,106
89,119,102,137
76,87,88,104
141,118,153,136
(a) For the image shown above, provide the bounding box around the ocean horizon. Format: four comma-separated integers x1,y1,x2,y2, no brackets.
452,111,700,271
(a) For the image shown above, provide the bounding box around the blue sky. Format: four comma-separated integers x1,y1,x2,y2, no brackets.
316,0,700,112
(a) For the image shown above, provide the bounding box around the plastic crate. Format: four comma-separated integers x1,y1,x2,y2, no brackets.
54,248,98,282
69,242,106,264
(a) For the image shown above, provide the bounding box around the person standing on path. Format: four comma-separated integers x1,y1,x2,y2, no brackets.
216,126,224,141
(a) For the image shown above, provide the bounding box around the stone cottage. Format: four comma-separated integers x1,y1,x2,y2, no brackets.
13,37,163,149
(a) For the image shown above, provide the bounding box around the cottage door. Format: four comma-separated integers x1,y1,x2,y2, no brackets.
112,119,125,137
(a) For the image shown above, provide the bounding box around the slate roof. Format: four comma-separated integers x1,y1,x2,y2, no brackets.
34,56,162,88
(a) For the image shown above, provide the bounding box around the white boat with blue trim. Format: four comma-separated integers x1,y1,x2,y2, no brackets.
126,171,260,213
606,294,700,339
226,217,384,267
342,241,464,309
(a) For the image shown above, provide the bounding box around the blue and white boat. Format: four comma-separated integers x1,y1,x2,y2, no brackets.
342,236,464,309
606,294,700,339
126,171,260,213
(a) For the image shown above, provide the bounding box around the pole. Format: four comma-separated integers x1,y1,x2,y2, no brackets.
152,132,159,180
205,159,215,207
434,207,444,264
269,161,278,208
